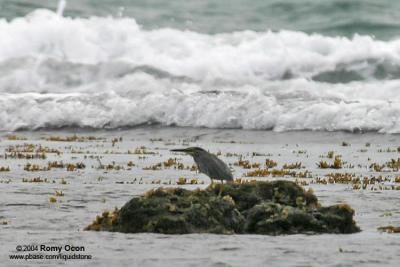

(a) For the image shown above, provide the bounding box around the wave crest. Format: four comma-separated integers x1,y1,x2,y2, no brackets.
1,10,400,132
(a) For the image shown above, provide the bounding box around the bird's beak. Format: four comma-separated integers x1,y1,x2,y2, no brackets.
170,148,188,153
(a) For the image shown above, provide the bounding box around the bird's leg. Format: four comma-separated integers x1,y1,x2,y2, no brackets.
218,185,223,197
218,180,224,197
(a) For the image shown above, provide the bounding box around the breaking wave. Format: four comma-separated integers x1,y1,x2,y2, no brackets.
1,9,400,133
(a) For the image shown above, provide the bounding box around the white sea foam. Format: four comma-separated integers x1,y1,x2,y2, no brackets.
1,10,400,132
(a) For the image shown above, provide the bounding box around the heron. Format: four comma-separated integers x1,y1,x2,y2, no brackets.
170,147,233,184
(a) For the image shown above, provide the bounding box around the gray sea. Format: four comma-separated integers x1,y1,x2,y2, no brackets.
0,128,400,267
2,0,400,39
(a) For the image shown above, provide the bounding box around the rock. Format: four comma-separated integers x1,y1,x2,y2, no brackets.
85,181,360,235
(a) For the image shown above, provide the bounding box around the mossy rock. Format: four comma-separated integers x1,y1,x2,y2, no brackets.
85,181,360,235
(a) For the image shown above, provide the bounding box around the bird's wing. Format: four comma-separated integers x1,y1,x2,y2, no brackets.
209,155,233,180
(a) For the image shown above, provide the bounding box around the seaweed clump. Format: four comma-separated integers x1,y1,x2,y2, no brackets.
85,181,360,235
378,225,400,233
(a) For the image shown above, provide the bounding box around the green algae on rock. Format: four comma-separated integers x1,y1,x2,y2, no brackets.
85,181,360,235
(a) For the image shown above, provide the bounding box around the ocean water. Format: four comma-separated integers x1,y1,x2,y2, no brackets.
1,0,400,132
0,129,400,267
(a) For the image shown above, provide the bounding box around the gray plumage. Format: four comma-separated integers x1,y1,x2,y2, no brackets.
171,147,233,183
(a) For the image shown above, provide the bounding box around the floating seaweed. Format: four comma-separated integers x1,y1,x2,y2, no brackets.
127,161,135,167
45,135,101,142
128,147,156,155
22,177,51,183
234,159,260,169
341,141,350,146
143,163,162,171
377,225,400,233
175,177,203,185
6,135,27,140
66,162,86,171
55,190,64,197
317,156,343,169
24,163,50,172
283,162,303,169
0,166,10,172
265,159,278,168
